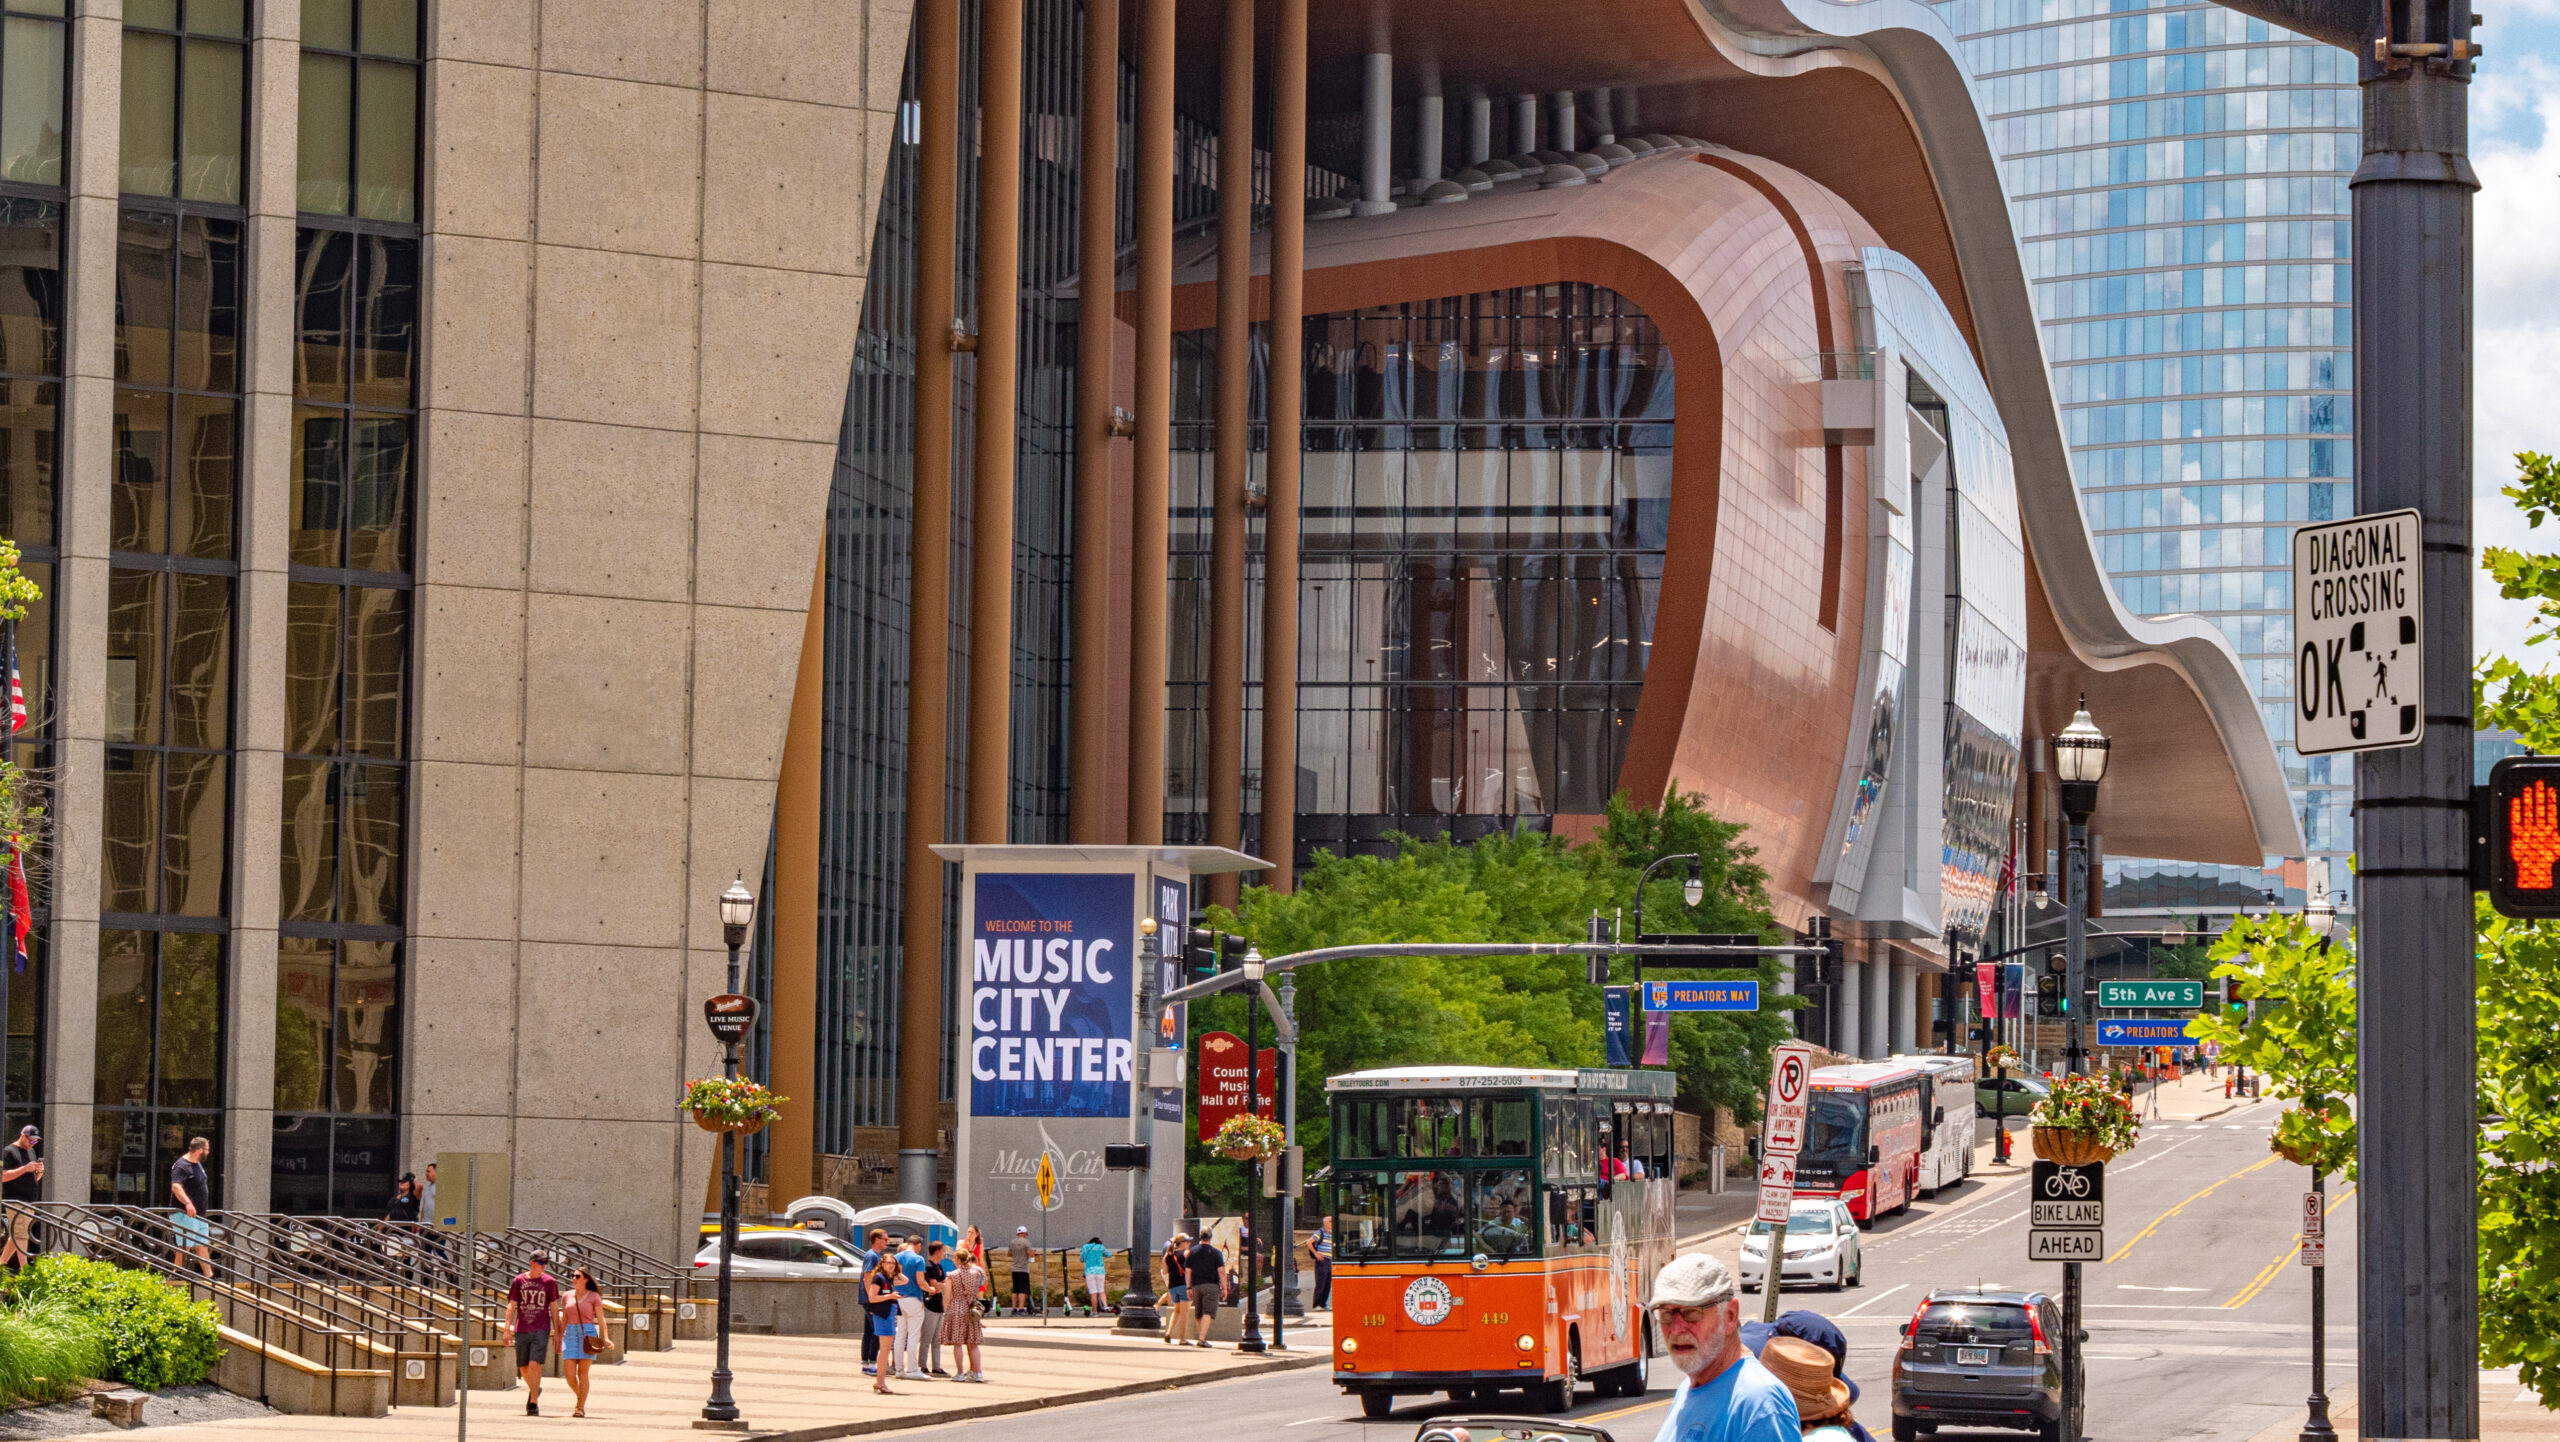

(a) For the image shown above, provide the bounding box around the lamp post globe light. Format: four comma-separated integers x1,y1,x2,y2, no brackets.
702,876,756,1427
1631,851,1703,940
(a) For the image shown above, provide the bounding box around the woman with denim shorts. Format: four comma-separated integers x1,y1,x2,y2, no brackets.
557,1268,611,1417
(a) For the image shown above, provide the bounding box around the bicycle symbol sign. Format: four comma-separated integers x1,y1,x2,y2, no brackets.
2042,1170,2092,1199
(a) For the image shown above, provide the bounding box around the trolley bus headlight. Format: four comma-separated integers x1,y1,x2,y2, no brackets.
1472,1252,1490,1272
1338,1336,1357,1354
1516,1333,1537,1353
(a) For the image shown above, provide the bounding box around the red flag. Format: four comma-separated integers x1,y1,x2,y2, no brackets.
6,842,25,973
5,630,21,734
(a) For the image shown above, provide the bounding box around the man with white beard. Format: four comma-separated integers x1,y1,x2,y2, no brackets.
1646,1254,1801,1442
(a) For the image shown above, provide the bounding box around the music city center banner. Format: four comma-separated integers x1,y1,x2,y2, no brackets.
970,871,1135,1118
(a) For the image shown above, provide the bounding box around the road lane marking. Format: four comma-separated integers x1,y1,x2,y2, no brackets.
1582,1395,1678,1424
2222,1189,2352,1309
2116,1285,2207,1292
1838,1282,1910,1316
2103,1154,2280,1265
1287,1417,1337,1427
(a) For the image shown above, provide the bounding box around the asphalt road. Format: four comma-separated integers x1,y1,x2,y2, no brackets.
902,1098,2346,1442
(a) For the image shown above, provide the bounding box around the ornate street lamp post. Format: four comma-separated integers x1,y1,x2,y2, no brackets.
701,877,756,1427
2049,698,2108,1442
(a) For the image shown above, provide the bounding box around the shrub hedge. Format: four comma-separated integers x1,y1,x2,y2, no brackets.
9,1255,224,1390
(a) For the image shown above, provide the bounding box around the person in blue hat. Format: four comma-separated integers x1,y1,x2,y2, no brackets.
1741,1312,1873,1442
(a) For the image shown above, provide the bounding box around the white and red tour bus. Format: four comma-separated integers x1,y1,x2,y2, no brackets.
1786,1062,1929,1225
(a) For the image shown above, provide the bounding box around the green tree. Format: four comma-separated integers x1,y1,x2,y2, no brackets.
2180,913,2357,1178
1187,791,1794,1209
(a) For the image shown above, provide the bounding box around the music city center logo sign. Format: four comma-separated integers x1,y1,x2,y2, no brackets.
986,1123,1107,1213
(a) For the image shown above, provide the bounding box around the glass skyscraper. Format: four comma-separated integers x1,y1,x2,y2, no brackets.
1938,0,2360,909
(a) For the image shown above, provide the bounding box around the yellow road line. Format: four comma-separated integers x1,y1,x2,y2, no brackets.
2223,1186,2357,1310
1584,1396,1675,1423
2103,1154,2280,1265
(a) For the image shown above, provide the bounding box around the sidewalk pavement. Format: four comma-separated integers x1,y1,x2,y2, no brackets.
135,1317,1331,1442
2244,1370,2560,1440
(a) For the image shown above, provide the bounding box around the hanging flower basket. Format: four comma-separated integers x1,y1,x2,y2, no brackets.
1210,1114,1284,1161
682,1076,787,1134
2026,1073,2140,1165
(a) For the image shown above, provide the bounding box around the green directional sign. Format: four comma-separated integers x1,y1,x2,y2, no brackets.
2099,978,2203,1010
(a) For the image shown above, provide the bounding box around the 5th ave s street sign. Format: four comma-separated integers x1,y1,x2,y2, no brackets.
2098,979,2202,1009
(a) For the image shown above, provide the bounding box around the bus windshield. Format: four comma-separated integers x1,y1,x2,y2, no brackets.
1335,1168,1538,1261
1800,1092,1868,1166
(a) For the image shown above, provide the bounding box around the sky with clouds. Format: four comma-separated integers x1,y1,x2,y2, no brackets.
2471,0,2560,660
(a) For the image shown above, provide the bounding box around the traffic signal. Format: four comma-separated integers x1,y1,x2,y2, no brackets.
2487,756,2560,918
1587,913,1615,985
2034,973,2060,1017
1182,924,1219,979
2221,975,2245,1017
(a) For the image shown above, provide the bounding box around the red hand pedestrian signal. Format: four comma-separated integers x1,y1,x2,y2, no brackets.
2487,758,2560,918
2514,780,2560,892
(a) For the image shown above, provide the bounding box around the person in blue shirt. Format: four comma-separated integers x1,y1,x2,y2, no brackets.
1647,1253,1801,1442
892,1237,930,1379
1079,1237,1113,1315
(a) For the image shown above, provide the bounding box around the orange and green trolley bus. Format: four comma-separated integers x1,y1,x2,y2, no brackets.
1325,1066,1677,1418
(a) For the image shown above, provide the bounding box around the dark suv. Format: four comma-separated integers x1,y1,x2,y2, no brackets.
1889,1290,2066,1442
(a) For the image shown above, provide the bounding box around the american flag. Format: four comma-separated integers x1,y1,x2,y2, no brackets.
4,627,20,734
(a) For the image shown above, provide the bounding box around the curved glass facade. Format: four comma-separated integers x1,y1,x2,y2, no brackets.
1167,284,1672,863
1937,0,2358,908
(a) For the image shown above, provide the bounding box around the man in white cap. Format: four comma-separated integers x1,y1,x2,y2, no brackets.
1647,1252,1799,1442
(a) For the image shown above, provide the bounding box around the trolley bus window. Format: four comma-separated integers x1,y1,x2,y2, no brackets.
1336,1099,1393,1160
1401,1098,1465,1159
1474,1170,1535,1257
1803,1091,1867,1166
1391,1170,1470,1257
1469,1097,1533,1156
1336,1172,1394,1260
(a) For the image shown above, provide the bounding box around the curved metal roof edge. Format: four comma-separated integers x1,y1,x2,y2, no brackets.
1688,0,2306,861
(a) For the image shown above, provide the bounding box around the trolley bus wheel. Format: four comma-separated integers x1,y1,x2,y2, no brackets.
1360,1392,1396,1420
1534,1340,1580,1413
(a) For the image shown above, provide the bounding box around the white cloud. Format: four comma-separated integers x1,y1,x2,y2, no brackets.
2472,53,2560,664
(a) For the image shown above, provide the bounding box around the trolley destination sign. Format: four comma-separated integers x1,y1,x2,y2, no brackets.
2098,979,2203,1009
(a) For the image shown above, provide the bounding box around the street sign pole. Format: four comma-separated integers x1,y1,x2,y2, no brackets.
1757,1043,1814,1322
2302,1175,2335,1442
2028,1160,2103,1442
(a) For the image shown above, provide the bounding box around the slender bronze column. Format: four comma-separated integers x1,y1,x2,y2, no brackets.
769,560,824,1206
969,0,1025,845
1207,0,1254,901
900,0,962,1205
1256,0,1307,891
1069,0,1122,842
1125,0,1176,846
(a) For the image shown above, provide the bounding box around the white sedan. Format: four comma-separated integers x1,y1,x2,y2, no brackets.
1736,1200,1863,1291
691,1229,873,1279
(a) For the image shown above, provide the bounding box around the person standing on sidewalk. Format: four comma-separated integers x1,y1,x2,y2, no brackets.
940,1243,988,1382
920,1241,950,1376
858,1228,891,1374
505,1251,564,1417
892,1234,931,1379
1183,1231,1225,1347
0,1126,41,1271
1159,1234,1191,1343
1308,1222,1333,1310
864,1253,902,1395
1079,1235,1110,1315
1008,1226,1034,1315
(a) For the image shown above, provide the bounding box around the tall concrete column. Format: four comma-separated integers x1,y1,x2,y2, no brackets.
1891,961,1917,1055
224,2,304,1210
900,0,963,1204
768,563,825,1206
1511,94,1538,155
1355,54,1393,216
1206,0,1253,906
1124,0,1176,845
1068,0,1122,843
967,0,1026,847
43,1,123,1202
1863,946,1891,1060
1836,957,1862,1060
1256,0,1308,892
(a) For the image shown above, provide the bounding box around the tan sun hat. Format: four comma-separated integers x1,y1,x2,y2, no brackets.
1760,1335,1852,1421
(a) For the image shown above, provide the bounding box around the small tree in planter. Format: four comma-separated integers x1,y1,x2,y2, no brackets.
682,1077,786,1134
1209,1114,1284,1161
2027,1072,2141,1165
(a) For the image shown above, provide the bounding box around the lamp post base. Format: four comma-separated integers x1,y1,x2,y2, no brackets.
1117,1288,1163,1333
693,1420,752,1433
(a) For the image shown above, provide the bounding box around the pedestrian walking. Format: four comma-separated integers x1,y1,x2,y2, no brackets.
921,1241,951,1375
864,1253,902,1395
892,1234,930,1379
1646,1253,1798,1442
558,1266,612,1418
168,1136,213,1279
1759,1336,1858,1441
505,1250,564,1417
1182,1231,1225,1346
1308,1221,1333,1310
1008,1226,1033,1315
0,1125,41,1270
858,1228,890,1374
1079,1235,1110,1314
1159,1235,1191,1343
940,1243,988,1381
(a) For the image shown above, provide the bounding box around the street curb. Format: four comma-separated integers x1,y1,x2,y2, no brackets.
726,1350,1331,1441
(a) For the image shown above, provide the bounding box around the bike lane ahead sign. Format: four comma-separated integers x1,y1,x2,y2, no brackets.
2028,1160,2105,1261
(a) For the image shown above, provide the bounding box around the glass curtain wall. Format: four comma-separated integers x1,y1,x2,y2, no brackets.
1167,285,1671,865
0,0,64,1141
99,0,244,1203
1936,0,2358,909
274,0,417,1215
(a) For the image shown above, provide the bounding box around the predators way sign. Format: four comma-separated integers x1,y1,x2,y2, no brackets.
2292,508,2422,756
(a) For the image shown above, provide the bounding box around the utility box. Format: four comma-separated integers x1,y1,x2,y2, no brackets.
433,1152,509,1233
